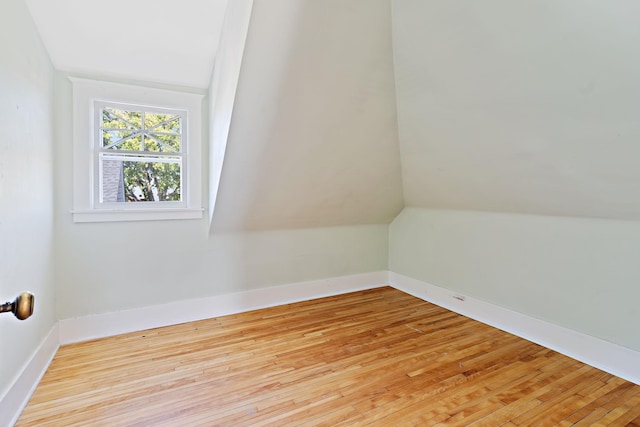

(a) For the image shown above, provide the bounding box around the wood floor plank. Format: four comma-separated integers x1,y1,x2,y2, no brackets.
16,287,640,426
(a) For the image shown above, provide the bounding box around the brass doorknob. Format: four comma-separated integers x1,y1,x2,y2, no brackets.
1,292,35,320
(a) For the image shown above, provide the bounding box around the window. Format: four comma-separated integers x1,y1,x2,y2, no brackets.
71,78,204,222
97,103,185,205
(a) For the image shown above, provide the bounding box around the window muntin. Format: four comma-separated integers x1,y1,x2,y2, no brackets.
95,103,187,207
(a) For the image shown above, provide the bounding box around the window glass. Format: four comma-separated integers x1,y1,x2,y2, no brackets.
97,104,185,205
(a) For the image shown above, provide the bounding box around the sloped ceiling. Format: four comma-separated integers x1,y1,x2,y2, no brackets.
393,0,640,220
25,0,639,230
211,0,404,231
25,0,227,88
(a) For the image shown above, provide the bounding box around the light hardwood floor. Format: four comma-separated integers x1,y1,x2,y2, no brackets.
17,287,640,426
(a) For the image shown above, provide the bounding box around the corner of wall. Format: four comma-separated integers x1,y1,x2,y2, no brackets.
208,0,254,229
389,272,640,386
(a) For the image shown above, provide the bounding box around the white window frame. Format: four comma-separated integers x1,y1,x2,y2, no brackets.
94,101,187,208
71,78,204,223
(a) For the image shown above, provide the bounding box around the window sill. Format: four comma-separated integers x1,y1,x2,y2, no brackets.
71,208,204,223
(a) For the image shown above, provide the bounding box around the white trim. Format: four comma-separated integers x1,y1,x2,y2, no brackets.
389,272,640,386
0,324,60,427
71,207,204,223
70,77,204,223
59,271,389,345
5,271,639,427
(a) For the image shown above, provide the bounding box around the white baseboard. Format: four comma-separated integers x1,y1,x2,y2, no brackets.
389,272,640,386
6,270,639,427
59,271,389,345
0,323,60,427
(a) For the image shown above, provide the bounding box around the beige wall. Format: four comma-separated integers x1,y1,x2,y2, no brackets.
392,0,640,221
0,0,57,401
49,0,399,320
389,0,640,355
53,73,389,319
389,208,640,352
211,0,403,232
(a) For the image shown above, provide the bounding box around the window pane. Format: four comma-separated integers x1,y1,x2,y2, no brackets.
144,137,160,152
148,133,180,152
146,113,181,152
101,157,181,203
102,108,141,131
102,107,143,150
104,134,142,151
102,130,138,149
100,107,182,153
146,113,181,134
